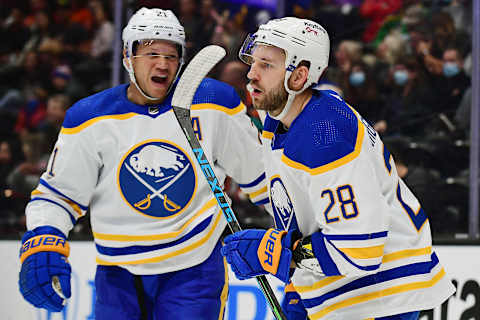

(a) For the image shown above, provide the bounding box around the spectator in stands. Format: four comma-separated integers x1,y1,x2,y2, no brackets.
0,139,27,235
6,133,48,209
14,87,48,138
69,0,94,31
341,60,386,129
383,55,436,137
37,93,71,153
333,39,363,74
1,7,31,56
178,0,202,61
434,46,470,115
359,0,402,43
89,0,114,60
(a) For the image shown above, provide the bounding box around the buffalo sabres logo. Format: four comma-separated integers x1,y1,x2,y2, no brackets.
118,140,196,218
270,176,298,231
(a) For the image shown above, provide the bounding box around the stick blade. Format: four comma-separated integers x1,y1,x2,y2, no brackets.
172,45,226,109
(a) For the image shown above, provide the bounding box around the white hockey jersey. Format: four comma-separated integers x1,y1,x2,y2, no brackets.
26,79,269,275
261,90,455,319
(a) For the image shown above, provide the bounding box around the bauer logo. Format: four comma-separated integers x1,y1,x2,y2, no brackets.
270,177,298,231
118,140,196,218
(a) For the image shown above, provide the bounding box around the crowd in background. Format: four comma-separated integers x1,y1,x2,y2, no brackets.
0,0,474,239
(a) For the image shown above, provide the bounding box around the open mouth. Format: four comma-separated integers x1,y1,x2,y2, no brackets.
151,75,168,85
247,83,263,95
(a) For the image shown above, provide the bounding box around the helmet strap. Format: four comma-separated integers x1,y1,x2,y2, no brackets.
268,70,309,121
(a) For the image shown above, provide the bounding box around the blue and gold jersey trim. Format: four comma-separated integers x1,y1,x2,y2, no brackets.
61,113,137,134
191,102,245,115
95,214,214,256
281,119,365,175
93,197,217,241
304,253,444,319
95,208,223,265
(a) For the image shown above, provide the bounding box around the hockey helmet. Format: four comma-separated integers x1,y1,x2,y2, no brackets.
239,17,330,119
122,8,186,100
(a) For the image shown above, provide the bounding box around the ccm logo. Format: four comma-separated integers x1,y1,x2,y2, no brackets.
263,229,281,266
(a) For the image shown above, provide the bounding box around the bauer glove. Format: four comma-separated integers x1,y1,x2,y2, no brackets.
19,226,71,312
221,228,301,283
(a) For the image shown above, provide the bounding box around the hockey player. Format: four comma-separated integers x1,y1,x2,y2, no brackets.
18,8,270,319
221,17,456,320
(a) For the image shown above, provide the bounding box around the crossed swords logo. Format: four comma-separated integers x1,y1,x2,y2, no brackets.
124,160,190,212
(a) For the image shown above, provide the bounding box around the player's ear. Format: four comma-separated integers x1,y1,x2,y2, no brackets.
123,49,131,70
288,64,309,91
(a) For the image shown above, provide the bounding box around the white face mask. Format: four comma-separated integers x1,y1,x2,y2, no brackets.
443,62,460,78
349,71,365,87
393,70,409,86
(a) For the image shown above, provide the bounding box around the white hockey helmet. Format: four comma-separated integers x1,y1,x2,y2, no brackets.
122,8,186,100
240,17,330,120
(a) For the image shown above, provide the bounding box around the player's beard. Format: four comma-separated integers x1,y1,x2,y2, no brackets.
252,81,288,115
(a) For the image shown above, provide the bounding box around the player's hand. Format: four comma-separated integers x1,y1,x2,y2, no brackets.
282,283,308,320
221,228,301,283
19,226,71,312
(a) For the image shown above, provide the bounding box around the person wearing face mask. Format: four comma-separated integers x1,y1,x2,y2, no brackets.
383,56,436,138
342,61,386,128
434,46,470,114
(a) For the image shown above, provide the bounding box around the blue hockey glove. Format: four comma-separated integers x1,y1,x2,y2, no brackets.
221,228,301,283
282,283,308,320
19,226,71,312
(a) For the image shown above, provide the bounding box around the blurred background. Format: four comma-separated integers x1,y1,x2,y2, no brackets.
0,0,478,245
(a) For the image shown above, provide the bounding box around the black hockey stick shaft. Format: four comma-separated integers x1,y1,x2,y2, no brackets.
172,106,287,320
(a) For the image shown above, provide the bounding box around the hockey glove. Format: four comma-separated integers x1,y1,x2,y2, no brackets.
221,228,301,283
19,226,71,312
282,283,308,320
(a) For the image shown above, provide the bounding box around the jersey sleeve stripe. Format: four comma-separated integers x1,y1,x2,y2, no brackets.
262,130,274,140
326,237,381,271
382,246,432,264
324,231,388,241
93,197,217,241
338,245,384,260
60,113,137,134
281,119,365,175
294,276,345,293
295,246,434,294
237,173,266,188
95,209,222,265
247,185,268,199
311,232,341,276
254,198,270,205
303,253,439,307
310,268,446,319
305,254,443,319
31,189,84,217
28,198,77,225
39,179,88,210
191,102,245,115
383,143,392,174
396,183,428,232
95,215,213,256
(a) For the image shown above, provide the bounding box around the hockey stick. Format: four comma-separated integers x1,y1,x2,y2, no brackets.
172,45,286,320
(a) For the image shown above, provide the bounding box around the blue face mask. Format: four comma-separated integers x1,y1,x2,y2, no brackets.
443,62,460,78
393,70,409,86
349,71,365,87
